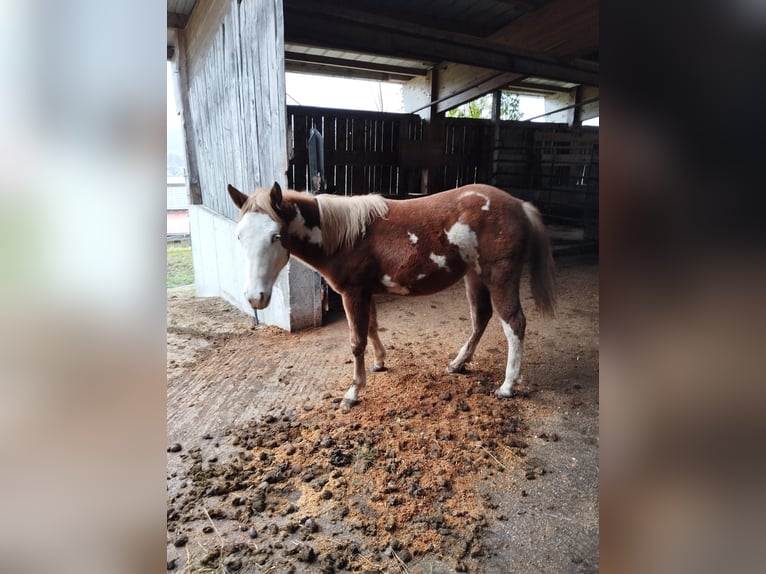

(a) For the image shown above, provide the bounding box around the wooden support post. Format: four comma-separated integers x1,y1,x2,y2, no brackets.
491,89,501,187
420,66,444,195
571,85,583,128
172,33,203,205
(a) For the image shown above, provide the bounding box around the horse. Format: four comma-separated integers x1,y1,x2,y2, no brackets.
227,181,556,412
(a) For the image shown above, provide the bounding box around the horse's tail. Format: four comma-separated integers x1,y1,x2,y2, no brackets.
522,201,556,317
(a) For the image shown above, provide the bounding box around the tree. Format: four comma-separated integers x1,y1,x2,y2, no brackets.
446,91,522,120
500,91,521,120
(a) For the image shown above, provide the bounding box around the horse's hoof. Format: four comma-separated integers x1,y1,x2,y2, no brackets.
339,398,358,412
495,389,512,399
371,364,387,373
447,364,465,374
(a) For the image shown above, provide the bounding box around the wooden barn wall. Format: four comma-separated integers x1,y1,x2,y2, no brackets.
493,123,599,238
185,0,287,222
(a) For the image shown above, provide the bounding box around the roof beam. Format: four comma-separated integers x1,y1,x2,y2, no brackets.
284,1,598,87
167,11,189,30
285,61,414,83
506,80,577,94
409,0,599,113
285,51,429,77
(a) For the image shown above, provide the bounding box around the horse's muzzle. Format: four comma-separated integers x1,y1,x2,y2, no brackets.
247,292,271,309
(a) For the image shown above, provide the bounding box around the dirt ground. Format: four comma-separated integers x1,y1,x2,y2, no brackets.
167,257,599,573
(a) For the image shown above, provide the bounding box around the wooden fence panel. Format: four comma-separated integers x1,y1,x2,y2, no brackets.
287,106,422,196
286,106,597,240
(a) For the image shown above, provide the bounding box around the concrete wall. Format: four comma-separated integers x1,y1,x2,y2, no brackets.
579,86,599,122
543,91,575,124
190,205,321,331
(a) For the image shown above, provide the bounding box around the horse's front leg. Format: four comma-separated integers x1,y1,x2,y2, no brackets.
368,298,386,372
340,291,371,412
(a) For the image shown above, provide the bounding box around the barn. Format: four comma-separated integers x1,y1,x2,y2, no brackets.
166,2,598,572
167,0,598,331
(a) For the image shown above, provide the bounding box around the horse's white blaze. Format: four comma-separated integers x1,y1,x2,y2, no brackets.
236,212,289,308
460,190,491,211
446,221,481,274
288,206,322,246
417,273,426,280
429,252,449,271
497,320,522,397
408,231,419,245
381,274,409,295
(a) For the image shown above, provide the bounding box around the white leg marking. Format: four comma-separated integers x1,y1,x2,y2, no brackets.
448,306,479,372
448,340,476,372
342,354,367,409
496,320,522,397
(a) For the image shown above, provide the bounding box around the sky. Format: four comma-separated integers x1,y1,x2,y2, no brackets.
168,64,551,124
286,72,555,120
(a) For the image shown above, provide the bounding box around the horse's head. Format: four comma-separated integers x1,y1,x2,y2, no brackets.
228,182,290,310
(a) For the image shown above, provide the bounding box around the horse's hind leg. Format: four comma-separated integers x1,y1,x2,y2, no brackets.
489,269,526,398
340,291,371,412
368,298,386,372
448,274,493,373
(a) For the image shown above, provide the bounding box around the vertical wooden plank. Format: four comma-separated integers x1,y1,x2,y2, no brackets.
324,114,336,193
341,116,351,195
295,113,309,191
381,119,392,194
351,118,365,194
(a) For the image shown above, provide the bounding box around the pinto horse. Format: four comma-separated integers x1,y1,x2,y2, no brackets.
228,182,555,411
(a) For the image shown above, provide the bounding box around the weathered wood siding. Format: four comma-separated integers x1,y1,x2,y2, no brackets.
185,0,287,221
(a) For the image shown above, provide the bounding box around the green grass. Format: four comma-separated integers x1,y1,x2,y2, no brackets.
354,447,377,472
167,241,194,288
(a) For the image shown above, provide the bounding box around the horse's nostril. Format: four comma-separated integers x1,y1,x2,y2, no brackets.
247,292,269,309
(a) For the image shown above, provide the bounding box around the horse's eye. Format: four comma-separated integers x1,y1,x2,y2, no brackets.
272,234,281,243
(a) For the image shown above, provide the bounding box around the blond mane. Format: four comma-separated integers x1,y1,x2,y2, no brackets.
243,188,389,254
316,194,389,254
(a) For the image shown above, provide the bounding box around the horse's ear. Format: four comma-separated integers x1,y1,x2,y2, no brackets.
228,184,248,209
270,182,283,208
